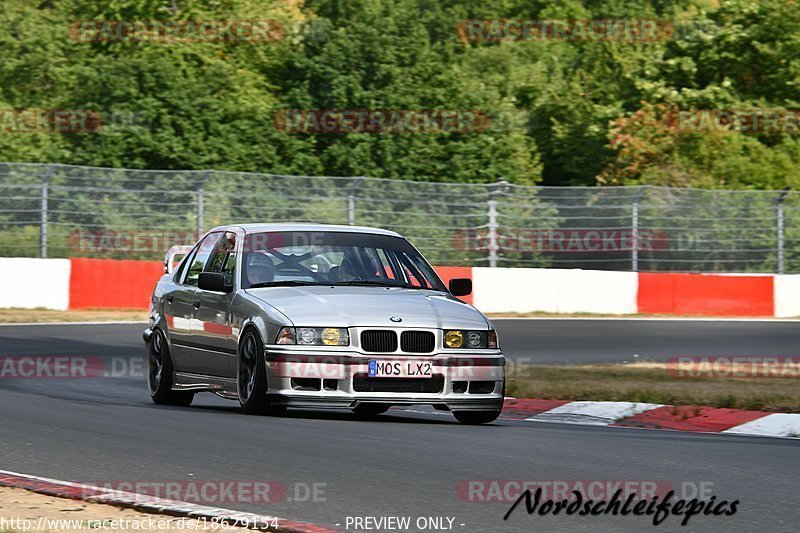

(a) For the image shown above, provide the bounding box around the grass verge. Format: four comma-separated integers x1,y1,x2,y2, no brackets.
506,362,800,412
0,308,147,323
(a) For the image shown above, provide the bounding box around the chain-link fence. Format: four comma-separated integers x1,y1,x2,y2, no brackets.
1,162,799,273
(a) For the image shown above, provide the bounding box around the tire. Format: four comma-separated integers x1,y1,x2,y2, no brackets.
147,328,194,406
453,410,501,425
237,329,287,416
352,403,390,418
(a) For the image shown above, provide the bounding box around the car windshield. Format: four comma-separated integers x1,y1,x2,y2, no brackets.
241,231,447,291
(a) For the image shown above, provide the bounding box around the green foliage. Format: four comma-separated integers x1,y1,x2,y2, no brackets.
0,0,799,189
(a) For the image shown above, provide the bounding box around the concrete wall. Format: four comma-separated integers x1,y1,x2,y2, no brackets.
472,268,637,314
0,258,795,317
0,258,71,310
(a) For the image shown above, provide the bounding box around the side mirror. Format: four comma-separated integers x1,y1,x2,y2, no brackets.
448,278,472,297
198,272,233,293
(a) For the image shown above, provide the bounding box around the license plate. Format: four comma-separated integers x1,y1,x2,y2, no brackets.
368,359,433,378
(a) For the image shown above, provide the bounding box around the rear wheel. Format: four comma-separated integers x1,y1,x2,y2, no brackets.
352,403,390,418
238,329,286,416
453,410,501,425
147,329,194,406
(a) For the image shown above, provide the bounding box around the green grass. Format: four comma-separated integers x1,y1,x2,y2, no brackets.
0,308,147,323
507,362,800,412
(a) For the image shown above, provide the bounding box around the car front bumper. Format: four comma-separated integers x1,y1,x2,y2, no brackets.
264,348,505,411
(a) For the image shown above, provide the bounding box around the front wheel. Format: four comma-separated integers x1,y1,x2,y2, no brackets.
453,410,501,425
237,329,286,416
147,329,194,406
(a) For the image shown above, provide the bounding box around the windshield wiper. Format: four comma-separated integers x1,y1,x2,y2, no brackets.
332,280,421,289
248,280,321,289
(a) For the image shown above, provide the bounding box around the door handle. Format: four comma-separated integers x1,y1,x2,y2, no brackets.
193,299,201,309
166,294,174,303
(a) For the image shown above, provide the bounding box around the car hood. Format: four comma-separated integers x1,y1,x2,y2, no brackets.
244,286,489,329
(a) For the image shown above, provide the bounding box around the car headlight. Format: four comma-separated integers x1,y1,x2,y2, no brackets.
444,330,463,348
275,327,349,346
444,330,498,349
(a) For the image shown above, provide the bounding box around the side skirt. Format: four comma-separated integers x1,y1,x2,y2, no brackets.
173,371,238,400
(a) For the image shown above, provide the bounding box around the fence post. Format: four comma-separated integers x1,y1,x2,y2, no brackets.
631,200,638,271
777,187,790,274
487,180,508,268
196,188,204,239
487,199,498,268
39,177,48,259
347,178,364,226
631,187,646,271
348,194,355,225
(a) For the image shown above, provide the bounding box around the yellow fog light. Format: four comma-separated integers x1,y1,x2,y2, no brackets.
322,328,342,346
445,330,464,348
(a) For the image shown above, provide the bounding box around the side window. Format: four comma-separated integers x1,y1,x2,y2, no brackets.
172,249,195,283
207,232,238,286
184,232,222,287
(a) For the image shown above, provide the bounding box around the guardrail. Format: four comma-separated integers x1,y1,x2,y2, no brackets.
2,257,795,317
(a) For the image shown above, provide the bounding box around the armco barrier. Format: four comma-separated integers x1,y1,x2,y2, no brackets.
69,258,163,310
637,272,774,317
66,261,474,310
774,274,800,318
0,258,70,310
472,267,638,315
0,258,795,317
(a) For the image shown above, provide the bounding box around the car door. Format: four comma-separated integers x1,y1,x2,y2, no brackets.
171,232,223,373
163,246,201,373
191,231,238,378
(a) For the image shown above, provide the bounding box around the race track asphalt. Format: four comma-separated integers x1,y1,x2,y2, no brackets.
1,320,798,532
2,319,799,363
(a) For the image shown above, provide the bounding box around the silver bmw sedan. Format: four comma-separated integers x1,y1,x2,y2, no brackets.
143,224,505,424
